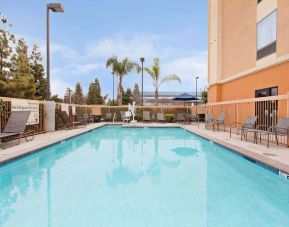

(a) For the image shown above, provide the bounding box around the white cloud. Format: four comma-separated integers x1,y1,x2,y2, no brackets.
50,42,79,60
74,63,100,74
51,78,73,98
161,52,208,91
85,34,173,61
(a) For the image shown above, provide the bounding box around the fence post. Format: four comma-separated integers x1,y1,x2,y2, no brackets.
44,101,56,132
286,92,289,147
287,92,289,118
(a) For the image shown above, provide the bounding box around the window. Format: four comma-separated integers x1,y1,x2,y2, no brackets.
257,10,277,60
255,87,278,98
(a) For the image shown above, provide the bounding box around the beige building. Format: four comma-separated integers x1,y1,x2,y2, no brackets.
208,0,289,102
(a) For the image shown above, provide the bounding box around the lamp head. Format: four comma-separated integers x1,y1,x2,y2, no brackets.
48,3,64,13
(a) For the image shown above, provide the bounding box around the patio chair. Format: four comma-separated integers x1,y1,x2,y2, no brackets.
0,111,34,149
123,111,131,123
82,113,94,123
59,111,86,129
240,116,258,142
205,114,213,129
176,114,186,124
156,113,166,123
257,118,289,148
105,113,113,122
212,114,225,131
143,111,151,122
120,111,126,122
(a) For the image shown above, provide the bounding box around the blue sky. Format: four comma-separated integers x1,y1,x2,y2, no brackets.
2,0,208,98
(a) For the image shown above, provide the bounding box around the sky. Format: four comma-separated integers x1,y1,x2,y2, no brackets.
2,0,208,98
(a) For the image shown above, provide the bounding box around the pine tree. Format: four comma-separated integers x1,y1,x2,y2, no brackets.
30,44,46,99
9,38,35,99
122,88,133,105
0,14,15,96
87,78,105,105
72,82,84,104
64,87,73,103
51,94,63,103
133,83,141,105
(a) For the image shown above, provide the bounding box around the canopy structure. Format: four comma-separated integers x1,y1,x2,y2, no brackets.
172,92,198,101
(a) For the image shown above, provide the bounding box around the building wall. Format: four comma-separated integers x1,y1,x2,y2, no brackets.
277,0,289,57
221,0,256,79
208,0,289,102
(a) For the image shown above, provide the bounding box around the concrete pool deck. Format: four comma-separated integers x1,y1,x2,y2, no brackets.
1,122,289,176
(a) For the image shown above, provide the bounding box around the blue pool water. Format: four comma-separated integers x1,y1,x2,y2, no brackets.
1,126,289,227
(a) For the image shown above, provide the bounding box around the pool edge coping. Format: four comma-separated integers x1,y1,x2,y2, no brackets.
181,126,289,178
1,123,289,178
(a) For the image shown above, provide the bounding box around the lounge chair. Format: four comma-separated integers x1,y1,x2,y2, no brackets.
212,114,225,131
59,111,86,129
143,111,151,122
176,114,186,124
257,117,289,148
205,114,213,129
156,113,166,123
240,116,258,142
0,111,34,149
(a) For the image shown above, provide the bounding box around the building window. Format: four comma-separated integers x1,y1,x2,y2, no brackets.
257,10,277,60
255,87,278,98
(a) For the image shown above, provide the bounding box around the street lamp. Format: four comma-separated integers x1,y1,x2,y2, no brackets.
112,72,115,105
195,76,199,114
140,57,145,106
46,3,64,101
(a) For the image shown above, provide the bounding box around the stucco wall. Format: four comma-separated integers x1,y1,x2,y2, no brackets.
208,61,289,101
277,0,289,57
221,0,257,80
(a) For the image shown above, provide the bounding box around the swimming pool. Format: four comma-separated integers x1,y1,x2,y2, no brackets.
0,125,289,227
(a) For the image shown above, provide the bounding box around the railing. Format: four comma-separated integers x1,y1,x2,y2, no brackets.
1,94,288,146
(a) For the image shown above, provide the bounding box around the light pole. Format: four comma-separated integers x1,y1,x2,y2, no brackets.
46,3,64,101
112,72,115,105
140,57,145,106
195,76,199,114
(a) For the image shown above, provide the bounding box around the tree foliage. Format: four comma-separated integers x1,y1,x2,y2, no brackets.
30,44,46,99
51,94,63,103
0,14,45,99
133,83,141,105
201,89,208,104
64,87,73,104
106,56,139,105
145,58,181,105
122,88,133,105
87,78,104,105
72,82,84,104
8,38,36,98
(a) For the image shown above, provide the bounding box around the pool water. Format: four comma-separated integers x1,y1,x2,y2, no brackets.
1,126,289,227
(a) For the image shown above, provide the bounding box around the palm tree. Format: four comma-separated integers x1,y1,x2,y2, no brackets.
106,56,139,105
145,58,181,105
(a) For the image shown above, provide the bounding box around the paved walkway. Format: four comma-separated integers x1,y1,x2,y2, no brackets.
0,123,106,165
1,122,289,175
